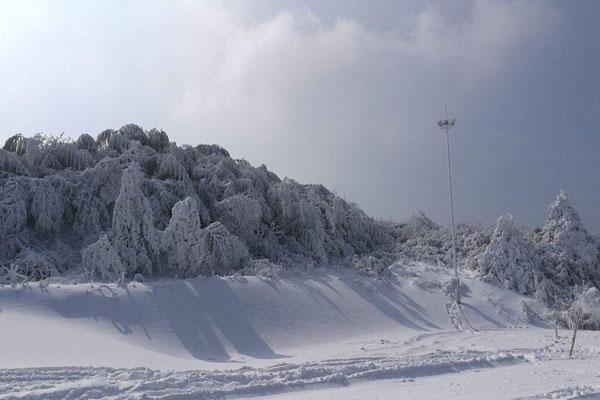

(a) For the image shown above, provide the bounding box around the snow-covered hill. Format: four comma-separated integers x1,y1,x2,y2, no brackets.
2,127,599,308
1,127,390,282
2,262,575,399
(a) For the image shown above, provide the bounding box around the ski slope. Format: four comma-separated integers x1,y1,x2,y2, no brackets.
1,263,599,399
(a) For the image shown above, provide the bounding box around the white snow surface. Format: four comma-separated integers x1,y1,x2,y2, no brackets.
2,263,600,399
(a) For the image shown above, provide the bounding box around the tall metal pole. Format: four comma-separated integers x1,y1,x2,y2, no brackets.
438,108,460,304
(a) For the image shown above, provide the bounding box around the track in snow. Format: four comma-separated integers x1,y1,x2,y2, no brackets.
0,350,524,399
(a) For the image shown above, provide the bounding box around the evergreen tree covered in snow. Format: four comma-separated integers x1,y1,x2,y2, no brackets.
535,192,599,287
109,162,158,276
480,214,540,295
163,197,206,277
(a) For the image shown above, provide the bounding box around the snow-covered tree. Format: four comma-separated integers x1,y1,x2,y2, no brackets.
71,158,123,236
566,287,600,355
30,177,69,235
76,134,98,153
198,222,249,275
156,154,187,181
480,214,540,295
0,149,30,176
97,130,129,155
15,248,57,281
3,134,28,156
147,129,170,153
81,234,124,282
536,192,599,287
109,162,158,276
213,194,262,248
163,197,206,277
0,179,29,236
119,123,148,145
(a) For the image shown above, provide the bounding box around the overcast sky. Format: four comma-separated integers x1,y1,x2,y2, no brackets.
1,0,599,232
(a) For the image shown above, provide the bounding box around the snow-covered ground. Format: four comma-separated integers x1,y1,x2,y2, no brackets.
1,263,599,399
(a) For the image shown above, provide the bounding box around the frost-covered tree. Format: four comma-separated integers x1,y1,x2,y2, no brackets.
109,162,158,276
76,134,98,153
119,123,148,145
480,214,540,295
567,287,600,356
81,234,124,281
0,126,497,279
0,178,28,236
147,129,170,153
535,192,599,287
163,197,206,277
156,154,188,181
3,134,28,156
15,248,57,281
97,129,129,155
30,177,69,235
72,158,123,236
0,149,30,176
198,222,249,275
213,194,262,248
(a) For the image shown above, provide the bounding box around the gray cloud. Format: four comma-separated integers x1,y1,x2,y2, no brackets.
2,0,578,229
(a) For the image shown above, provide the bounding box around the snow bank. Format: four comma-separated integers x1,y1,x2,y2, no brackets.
0,264,547,371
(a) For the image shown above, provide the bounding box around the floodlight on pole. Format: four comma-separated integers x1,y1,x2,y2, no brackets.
437,107,460,305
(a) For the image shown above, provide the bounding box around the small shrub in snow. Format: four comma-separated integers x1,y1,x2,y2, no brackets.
411,277,442,292
1,263,28,287
348,254,392,278
81,234,125,282
15,249,56,281
238,259,285,278
567,287,600,355
443,277,469,301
